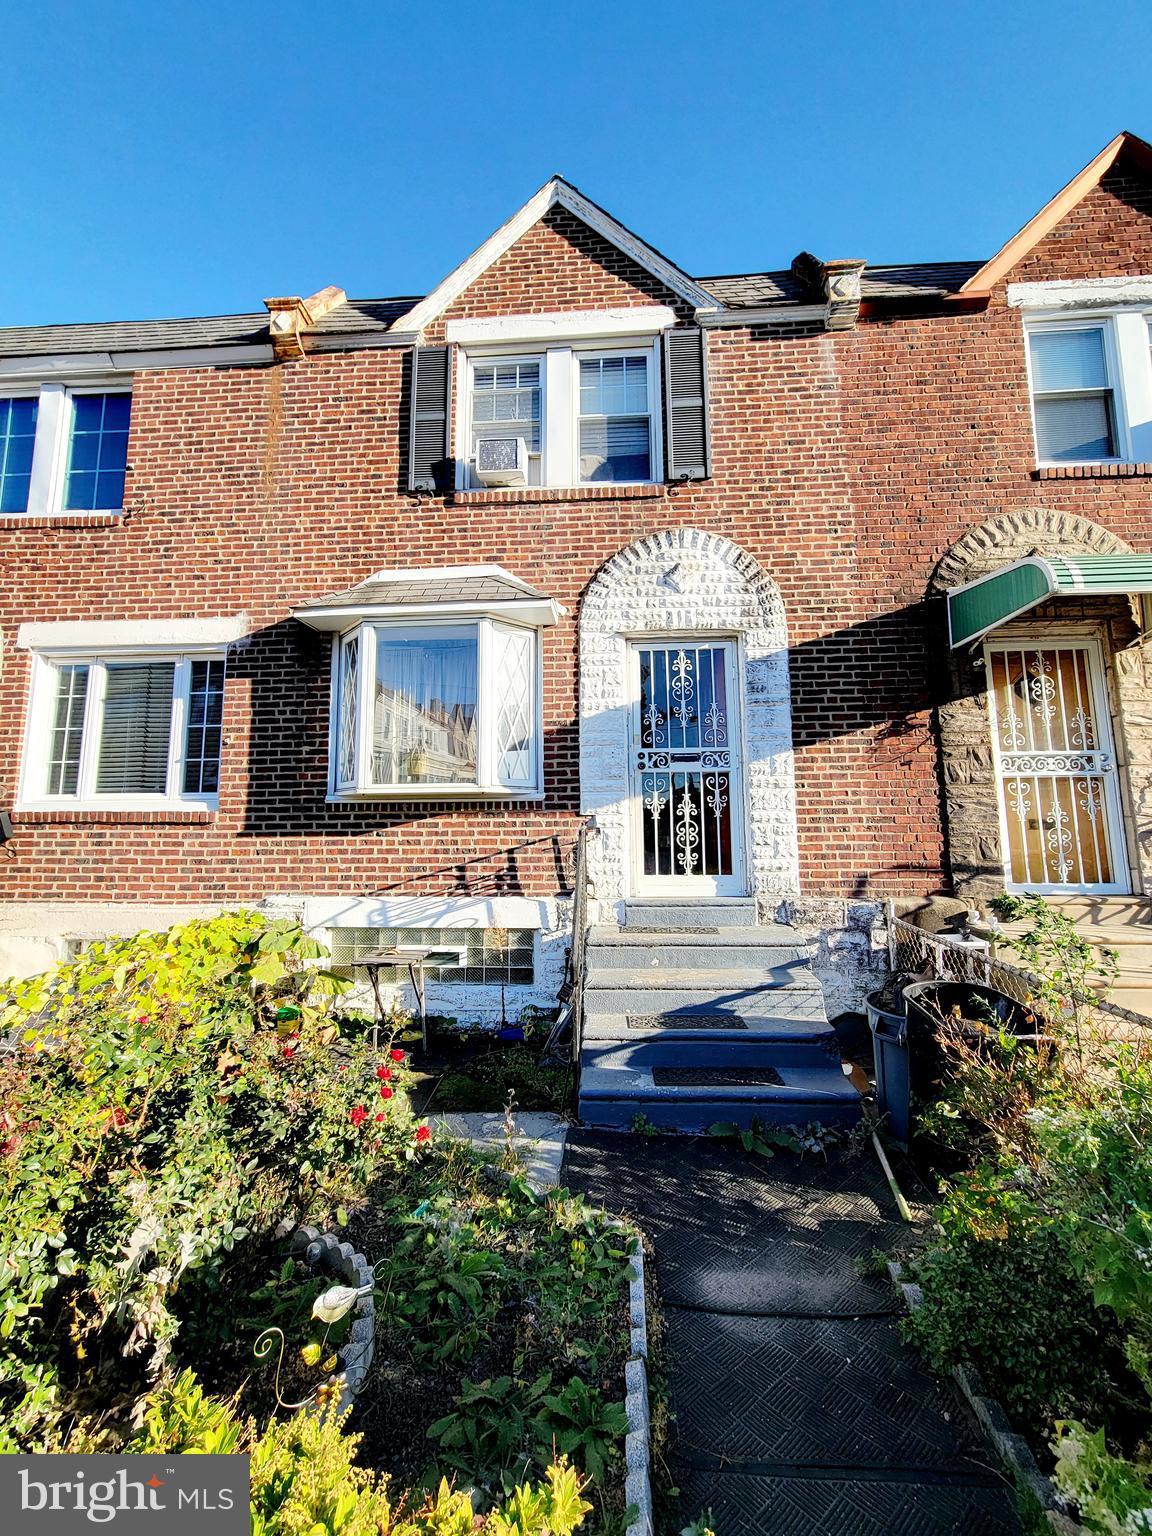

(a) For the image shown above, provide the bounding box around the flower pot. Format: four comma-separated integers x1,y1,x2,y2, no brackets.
901,980,1046,1101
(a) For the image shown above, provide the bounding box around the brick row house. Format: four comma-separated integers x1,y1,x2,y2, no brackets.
4,133,1152,1121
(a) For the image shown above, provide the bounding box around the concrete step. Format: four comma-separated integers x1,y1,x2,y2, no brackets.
1046,896,1152,928
578,1060,861,1133
622,900,757,930
584,968,828,1020
583,1009,834,1043
587,924,811,970
583,1034,843,1073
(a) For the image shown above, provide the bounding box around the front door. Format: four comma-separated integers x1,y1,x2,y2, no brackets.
629,640,746,896
987,639,1128,893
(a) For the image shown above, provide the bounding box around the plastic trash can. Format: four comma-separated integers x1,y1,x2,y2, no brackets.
867,992,911,1144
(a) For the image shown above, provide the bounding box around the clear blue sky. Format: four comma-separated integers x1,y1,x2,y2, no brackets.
4,0,1152,327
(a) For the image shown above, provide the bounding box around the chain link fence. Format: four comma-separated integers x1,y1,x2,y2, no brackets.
888,913,1152,1034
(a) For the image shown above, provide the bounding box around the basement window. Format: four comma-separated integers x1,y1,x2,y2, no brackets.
329,926,535,985
19,651,225,810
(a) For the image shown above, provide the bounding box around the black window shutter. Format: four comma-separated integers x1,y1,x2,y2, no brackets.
408,345,452,492
663,327,711,481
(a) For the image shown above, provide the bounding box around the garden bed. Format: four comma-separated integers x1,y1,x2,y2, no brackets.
0,911,627,1536
342,1147,637,1530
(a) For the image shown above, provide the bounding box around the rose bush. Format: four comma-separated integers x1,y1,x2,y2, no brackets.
0,910,426,1442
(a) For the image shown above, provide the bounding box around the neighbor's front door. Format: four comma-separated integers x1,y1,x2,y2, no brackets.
987,639,1128,894
629,640,746,896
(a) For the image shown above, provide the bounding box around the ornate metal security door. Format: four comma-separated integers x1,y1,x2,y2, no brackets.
987,640,1128,894
630,641,745,895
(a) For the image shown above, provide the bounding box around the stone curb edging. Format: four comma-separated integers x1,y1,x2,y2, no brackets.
888,1263,1084,1534
605,1222,652,1536
289,1224,376,1417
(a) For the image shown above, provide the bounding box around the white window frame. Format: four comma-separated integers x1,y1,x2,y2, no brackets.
454,338,663,491
0,377,133,518
327,616,544,800
18,646,225,812
1024,311,1152,466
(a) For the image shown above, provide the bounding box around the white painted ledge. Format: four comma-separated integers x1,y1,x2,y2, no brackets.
1007,275,1152,309
446,306,676,345
17,615,251,651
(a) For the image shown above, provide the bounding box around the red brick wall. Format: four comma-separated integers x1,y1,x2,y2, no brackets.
4,175,1152,907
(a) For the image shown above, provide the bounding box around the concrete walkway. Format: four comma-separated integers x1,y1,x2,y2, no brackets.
561,1132,1023,1536
431,1109,568,1192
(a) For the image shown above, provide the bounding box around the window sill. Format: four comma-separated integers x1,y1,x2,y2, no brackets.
0,512,126,529
453,483,668,506
1034,463,1152,480
13,807,216,825
327,788,545,804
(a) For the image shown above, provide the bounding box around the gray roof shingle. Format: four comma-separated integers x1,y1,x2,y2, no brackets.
297,572,546,611
0,260,986,358
699,260,984,309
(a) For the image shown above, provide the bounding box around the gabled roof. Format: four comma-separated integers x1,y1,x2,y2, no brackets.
396,177,719,337
959,131,1152,296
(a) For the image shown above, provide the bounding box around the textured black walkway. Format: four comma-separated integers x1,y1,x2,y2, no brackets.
562,1132,1022,1536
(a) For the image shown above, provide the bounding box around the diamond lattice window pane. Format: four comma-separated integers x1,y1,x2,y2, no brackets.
337,634,359,785
492,625,535,786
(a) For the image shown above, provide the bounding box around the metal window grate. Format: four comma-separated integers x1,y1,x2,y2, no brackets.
329,926,534,986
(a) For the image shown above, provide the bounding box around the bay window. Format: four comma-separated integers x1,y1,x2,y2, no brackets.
331,618,541,796
20,651,224,809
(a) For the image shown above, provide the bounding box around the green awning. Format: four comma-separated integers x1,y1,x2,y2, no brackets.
947,554,1152,647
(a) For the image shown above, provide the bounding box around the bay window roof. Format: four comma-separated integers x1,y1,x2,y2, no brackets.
292,564,563,632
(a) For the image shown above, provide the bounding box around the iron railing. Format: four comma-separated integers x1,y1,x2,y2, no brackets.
888,910,1152,1031
543,818,597,1075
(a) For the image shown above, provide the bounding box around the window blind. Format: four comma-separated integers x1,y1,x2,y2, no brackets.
96,662,175,794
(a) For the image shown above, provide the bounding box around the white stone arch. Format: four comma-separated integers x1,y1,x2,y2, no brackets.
578,527,799,917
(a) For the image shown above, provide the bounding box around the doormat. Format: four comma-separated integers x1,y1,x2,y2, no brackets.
651,1066,785,1087
627,1013,748,1030
624,926,720,934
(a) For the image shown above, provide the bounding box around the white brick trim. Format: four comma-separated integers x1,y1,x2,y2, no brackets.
578,528,799,914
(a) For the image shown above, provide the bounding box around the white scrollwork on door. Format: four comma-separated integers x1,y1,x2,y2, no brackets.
670,649,695,729
674,785,700,873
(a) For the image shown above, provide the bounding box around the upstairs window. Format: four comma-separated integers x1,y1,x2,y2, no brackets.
20,651,224,809
63,393,131,512
331,619,541,797
461,342,661,490
578,354,652,483
0,383,132,517
0,398,39,513
471,360,542,485
1028,327,1117,462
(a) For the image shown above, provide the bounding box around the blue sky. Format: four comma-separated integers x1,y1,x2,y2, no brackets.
4,1,1152,326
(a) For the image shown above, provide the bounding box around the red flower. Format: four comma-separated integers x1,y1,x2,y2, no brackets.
350,1105,367,1128
414,1125,431,1144
338,1064,349,1073
390,1049,405,1062
375,1112,385,1122
281,1046,295,1060
376,1066,392,1081
379,1085,393,1101
135,1014,150,1025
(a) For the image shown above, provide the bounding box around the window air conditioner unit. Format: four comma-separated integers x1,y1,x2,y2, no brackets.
475,436,528,487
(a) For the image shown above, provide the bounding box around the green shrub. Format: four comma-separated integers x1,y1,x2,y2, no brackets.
905,1167,1126,1428
0,911,424,1432
130,1373,593,1536
1052,1422,1152,1536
